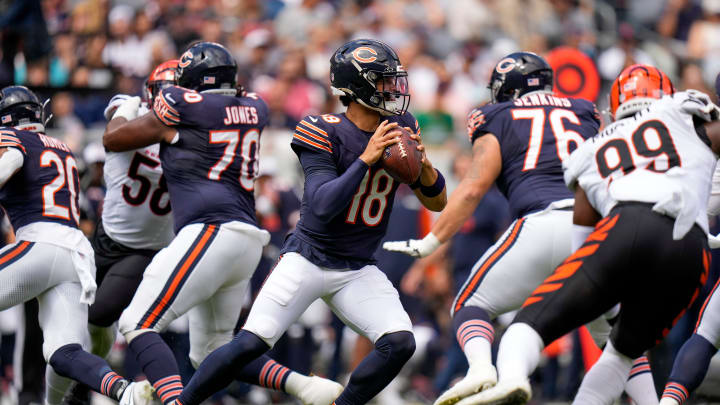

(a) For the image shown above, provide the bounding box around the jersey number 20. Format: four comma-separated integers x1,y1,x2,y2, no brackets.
40,151,80,225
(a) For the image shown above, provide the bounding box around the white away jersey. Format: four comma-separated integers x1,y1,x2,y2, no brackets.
102,105,174,250
564,91,718,237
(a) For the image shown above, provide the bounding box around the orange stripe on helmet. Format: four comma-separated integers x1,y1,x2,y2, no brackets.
609,64,674,120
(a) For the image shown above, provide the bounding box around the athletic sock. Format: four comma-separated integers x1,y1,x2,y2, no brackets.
48,343,128,401
175,330,269,405
334,331,415,405
452,306,494,367
127,332,182,405
625,356,658,405
235,355,291,393
496,323,544,382
661,334,717,404
572,341,633,405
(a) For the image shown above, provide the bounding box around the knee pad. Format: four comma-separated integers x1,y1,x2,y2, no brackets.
189,330,233,369
376,331,416,363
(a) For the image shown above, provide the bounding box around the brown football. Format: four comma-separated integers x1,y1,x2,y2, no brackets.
380,127,423,184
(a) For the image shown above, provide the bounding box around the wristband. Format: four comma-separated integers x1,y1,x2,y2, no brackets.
420,169,445,197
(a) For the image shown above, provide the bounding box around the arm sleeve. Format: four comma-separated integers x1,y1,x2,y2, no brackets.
299,149,369,221
564,141,592,191
0,148,24,188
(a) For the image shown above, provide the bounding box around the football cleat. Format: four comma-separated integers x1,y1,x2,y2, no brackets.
434,364,497,405
454,378,531,405
294,375,344,405
119,380,156,405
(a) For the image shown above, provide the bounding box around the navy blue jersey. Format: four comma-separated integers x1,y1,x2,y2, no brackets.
0,128,80,230
153,86,269,231
285,112,419,269
467,93,601,218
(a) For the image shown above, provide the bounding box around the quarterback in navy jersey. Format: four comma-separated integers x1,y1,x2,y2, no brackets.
174,39,447,405
0,86,155,405
103,42,343,405
386,52,658,405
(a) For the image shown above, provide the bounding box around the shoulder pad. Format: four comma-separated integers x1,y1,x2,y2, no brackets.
293,115,334,154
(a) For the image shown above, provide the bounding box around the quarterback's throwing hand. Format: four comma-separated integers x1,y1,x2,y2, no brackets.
383,233,441,258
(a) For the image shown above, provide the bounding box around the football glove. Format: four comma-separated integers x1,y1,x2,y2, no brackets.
112,96,142,122
103,94,132,120
383,232,441,258
682,89,720,122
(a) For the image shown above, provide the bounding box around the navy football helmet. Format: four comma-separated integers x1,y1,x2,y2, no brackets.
488,52,553,103
0,86,44,128
330,39,410,116
177,42,237,93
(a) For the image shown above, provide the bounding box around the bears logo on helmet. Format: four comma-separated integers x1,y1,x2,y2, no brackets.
488,52,553,104
176,42,237,93
330,39,410,116
609,64,674,121
178,51,193,68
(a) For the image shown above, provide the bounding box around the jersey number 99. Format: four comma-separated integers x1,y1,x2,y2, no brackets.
596,120,681,178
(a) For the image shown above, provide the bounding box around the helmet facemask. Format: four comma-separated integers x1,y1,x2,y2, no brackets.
354,68,410,116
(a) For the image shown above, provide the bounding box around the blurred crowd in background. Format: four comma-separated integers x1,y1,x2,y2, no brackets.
3,0,720,404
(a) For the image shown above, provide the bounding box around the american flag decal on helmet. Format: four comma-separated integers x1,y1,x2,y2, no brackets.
466,108,485,139
1,114,10,124
527,78,540,86
203,76,216,84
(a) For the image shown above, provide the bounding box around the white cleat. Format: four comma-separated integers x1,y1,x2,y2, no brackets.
119,381,156,405
434,364,498,405
455,379,531,405
294,375,345,405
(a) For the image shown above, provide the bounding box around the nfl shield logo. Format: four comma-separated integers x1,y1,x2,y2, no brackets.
203,76,216,84
1,114,11,124
527,78,539,86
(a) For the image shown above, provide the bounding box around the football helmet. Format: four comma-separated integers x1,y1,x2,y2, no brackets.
0,86,45,131
488,52,553,104
177,42,237,93
330,39,410,116
146,59,179,103
610,64,674,121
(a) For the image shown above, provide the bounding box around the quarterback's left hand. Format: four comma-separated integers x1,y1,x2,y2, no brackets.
405,127,437,184
383,233,441,258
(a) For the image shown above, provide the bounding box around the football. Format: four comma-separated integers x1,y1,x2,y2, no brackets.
381,127,423,184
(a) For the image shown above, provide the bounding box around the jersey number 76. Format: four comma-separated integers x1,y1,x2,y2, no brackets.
512,108,586,171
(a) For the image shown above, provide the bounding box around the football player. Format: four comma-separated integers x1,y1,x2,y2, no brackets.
383,52,665,405
168,38,447,405
62,59,177,405
653,73,720,405
0,86,153,405
104,42,343,405
459,65,720,405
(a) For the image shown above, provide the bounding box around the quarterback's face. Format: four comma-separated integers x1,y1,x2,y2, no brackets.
376,75,408,101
